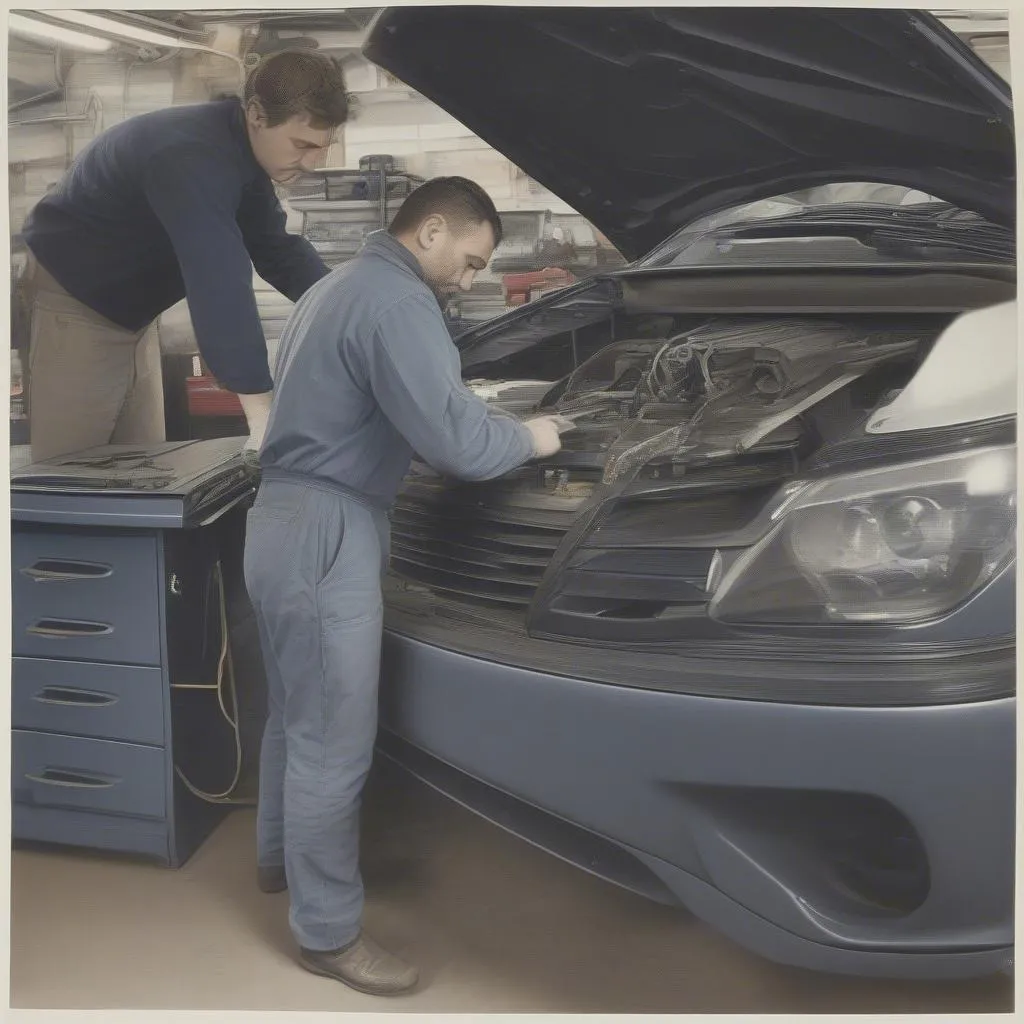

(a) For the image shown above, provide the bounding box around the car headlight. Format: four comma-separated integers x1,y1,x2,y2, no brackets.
708,446,1016,626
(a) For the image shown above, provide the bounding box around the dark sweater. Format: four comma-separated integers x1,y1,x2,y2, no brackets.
23,98,329,393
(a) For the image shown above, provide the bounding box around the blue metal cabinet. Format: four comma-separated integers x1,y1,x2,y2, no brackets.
10,439,258,867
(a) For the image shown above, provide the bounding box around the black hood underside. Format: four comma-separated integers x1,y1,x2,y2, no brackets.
364,7,1015,259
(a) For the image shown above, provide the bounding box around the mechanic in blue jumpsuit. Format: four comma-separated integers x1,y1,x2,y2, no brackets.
244,176,566,996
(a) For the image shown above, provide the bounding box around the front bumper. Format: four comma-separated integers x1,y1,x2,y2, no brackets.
379,626,1015,980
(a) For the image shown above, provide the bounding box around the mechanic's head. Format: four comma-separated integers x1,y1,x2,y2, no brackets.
244,49,349,184
390,177,503,297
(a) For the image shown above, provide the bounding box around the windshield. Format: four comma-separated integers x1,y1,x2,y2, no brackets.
640,184,1015,269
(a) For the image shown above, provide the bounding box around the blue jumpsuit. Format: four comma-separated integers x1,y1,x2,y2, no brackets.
243,230,534,952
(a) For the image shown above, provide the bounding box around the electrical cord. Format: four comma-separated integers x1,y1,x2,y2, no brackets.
173,560,255,806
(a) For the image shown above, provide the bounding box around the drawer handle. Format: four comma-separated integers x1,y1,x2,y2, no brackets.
27,619,114,638
20,560,113,583
24,767,119,789
32,687,118,708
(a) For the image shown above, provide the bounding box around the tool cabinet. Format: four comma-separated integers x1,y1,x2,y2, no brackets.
11,438,258,866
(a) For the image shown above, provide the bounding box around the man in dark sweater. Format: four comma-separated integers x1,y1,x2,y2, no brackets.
21,49,348,462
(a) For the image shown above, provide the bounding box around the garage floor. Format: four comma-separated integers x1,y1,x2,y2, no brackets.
11,758,1013,1014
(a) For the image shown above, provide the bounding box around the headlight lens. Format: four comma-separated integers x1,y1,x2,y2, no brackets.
709,446,1016,625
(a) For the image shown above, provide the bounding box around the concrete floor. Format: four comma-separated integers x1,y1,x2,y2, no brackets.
10,759,1014,1013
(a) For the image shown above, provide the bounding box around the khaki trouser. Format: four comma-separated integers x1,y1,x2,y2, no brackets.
24,252,166,463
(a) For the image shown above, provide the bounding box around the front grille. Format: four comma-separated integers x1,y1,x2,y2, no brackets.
389,474,581,608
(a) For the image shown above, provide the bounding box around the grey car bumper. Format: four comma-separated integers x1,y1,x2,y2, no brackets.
379,629,1014,980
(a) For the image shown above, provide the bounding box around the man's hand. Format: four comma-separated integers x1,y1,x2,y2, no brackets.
237,390,274,466
548,414,578,434
524,415,566,458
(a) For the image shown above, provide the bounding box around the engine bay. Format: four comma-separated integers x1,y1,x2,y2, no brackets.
465,314,936,490
385,299,1017,667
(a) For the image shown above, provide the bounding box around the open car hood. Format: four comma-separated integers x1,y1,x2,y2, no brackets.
363,7,1014,260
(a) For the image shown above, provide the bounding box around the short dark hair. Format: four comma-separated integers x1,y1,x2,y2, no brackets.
244,49,349,129
389,176,503,246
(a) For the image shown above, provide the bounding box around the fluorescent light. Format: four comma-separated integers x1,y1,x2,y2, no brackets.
9,12,113,51
46,10,186,49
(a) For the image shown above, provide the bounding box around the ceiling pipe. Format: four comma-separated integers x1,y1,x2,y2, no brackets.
44,10,246,73
107,11,209,39
12,89,103,129
8,88,64,114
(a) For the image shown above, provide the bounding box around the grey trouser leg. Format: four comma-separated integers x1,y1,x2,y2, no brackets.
24,253,165,462
243,478,390,952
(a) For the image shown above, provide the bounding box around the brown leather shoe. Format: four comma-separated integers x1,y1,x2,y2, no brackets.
257,865,287,894
299,933,419,996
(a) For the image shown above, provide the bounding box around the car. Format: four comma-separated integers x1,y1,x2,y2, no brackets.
360,8,1016,980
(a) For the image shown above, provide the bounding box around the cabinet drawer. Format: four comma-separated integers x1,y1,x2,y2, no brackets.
12,658,166,746
12,529,162,665
12,730,167,820
12,804,171,864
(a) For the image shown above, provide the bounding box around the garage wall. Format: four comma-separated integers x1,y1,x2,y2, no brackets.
940,12,1011,84
8,47,241,237
318,50,578,216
